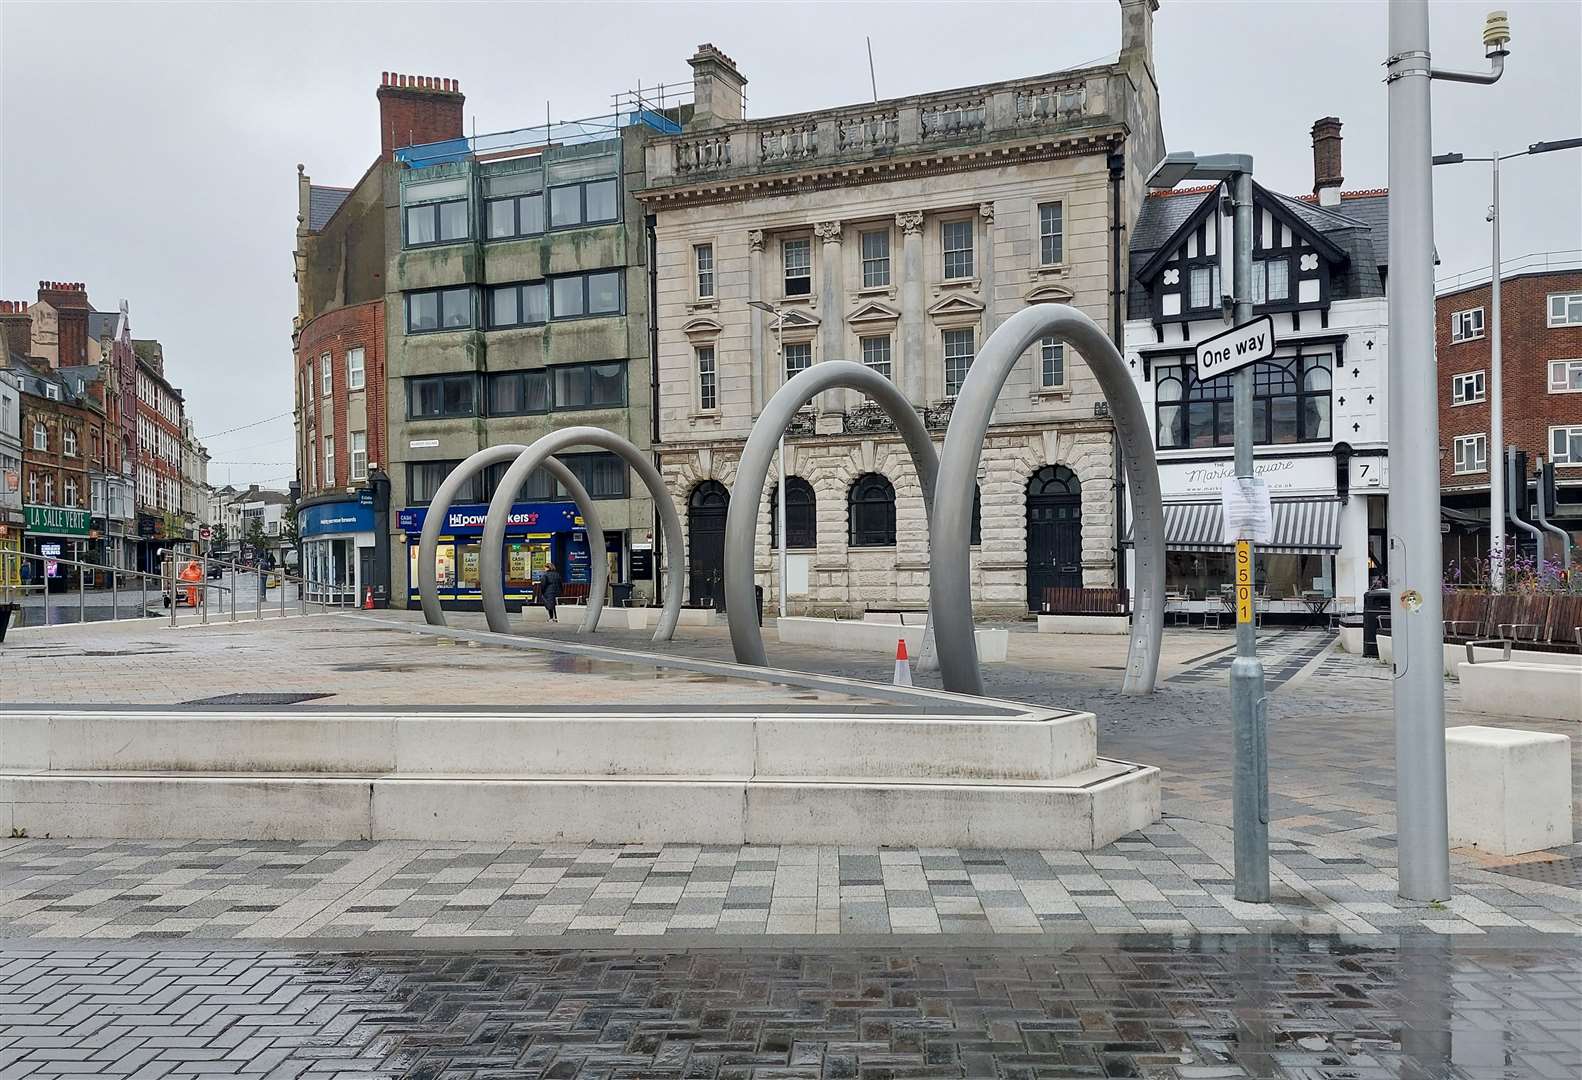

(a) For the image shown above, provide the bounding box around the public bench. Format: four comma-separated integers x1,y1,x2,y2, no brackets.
1036,587,1131,634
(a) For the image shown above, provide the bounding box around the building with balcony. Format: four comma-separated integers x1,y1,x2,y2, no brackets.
1121,117,1390,610
1436,256,1582,574
637,0,1164,615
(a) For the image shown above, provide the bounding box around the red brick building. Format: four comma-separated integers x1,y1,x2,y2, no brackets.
1437,265,1582,571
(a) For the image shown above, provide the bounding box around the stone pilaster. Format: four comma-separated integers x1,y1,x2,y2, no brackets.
896,211,925,405
978,201,997,337
813,220,845,426
747,229,765,413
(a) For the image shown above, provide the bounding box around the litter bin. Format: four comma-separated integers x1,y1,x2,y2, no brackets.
610,582,634,608
1362,588,1391,658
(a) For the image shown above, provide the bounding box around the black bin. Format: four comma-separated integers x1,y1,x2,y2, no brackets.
1362,588,1391,658
610,582,633,608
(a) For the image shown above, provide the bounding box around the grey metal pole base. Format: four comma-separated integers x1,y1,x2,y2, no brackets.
417,445,607,636
1230,655,1270,902
725,361,939,669
931,304,1166,697
479,428,684,643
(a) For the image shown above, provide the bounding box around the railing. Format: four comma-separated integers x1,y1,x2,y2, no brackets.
1435,249,1582,293
0,548,352,634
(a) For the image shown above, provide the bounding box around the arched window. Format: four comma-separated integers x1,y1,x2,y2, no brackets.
848,473,896,547
1029,464,1081,498
769,476,817,549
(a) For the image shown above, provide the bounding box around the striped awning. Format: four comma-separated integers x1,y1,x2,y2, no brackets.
1125,498,1343,554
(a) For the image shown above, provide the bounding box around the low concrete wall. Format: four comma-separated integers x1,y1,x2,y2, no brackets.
526,604,717,629
1457,662,1582,722
861,611,930,626
1379,634,1582,677
1036,614,1129,635
776,616,1008,663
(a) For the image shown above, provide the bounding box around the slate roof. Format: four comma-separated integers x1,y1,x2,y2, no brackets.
86,310,118,340
308,186,352,232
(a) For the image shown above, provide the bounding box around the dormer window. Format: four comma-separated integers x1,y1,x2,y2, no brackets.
44,384,60,401
1188,265,1219,310
1251,259,1290,304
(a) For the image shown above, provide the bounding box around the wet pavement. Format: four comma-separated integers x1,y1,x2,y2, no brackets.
0,936,1575,1078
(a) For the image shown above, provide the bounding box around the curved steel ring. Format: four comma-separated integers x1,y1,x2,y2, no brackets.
480,427,684,642
724,360,940,668
931,304,1166,696
417,445,607,635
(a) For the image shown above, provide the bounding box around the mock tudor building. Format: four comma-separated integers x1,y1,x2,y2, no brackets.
1122,118,1390,609
640,0,1165,615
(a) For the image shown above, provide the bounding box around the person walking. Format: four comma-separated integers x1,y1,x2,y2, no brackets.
540,562,563,623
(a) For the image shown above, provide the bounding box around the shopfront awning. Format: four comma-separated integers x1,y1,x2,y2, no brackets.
1125,498,1343,554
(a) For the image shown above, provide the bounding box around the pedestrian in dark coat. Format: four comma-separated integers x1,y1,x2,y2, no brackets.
540,562,563,623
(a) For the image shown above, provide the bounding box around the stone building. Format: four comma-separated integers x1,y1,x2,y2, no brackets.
637,0,1164,615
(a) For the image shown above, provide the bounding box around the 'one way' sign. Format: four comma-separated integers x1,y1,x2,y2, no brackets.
1195,314,1274,378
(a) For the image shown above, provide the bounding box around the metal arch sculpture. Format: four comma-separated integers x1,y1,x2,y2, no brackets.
932,304,1165,696
480,427,684,642
418,445,608,635
724,361,941,668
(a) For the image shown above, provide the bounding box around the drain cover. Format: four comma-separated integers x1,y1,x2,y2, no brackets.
1487,857,1582,887
180,692,332,706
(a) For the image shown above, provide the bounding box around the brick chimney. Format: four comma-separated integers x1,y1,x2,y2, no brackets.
0,300,31,359
1311,117,1344,207
377,73,465,162
36,281,91,368
688,44,746,127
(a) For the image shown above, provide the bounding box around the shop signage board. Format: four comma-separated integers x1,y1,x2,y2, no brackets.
630,543,653,580
24,504,90,537
299,501,375,536
397,501,581,537
1195,315,1274,378
1220,477,1272,544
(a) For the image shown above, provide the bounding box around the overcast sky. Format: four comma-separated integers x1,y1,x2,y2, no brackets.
3,1,1578,489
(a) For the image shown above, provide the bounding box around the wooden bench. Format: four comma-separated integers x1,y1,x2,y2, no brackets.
1039,587,1129,615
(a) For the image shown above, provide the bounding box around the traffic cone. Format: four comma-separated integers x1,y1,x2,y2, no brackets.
363,587,374,610
893,638,912,686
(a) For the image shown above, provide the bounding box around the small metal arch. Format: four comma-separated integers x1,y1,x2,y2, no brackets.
480,427,684,642
725,360,939,668
417,445,607,635
931,304,1166,696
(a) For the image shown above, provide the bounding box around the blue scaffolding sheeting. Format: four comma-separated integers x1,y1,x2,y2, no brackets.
395,108,681,169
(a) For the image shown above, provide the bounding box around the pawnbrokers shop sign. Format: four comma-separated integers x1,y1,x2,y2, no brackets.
25,504,91,538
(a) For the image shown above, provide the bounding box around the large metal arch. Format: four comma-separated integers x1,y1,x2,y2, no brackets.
931,304,1166,696
480,427,684,642
725,360,940,668
417,445,607,635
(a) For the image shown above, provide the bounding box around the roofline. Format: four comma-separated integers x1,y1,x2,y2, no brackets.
1133,180,1353,282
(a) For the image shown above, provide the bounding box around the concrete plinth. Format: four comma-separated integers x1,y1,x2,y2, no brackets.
1458,661,1582,722
1037,614,1129,635
1446,725,1573,855
776,616,1008,662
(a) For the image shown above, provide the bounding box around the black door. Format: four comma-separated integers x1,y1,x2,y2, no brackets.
688,480,729,609
1026,465,1083,610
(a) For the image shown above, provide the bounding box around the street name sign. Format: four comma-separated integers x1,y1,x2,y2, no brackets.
1196,314,1274,378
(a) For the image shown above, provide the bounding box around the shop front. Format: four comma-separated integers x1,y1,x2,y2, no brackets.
0,511,23,591
299,497,376,605
398,500,592,610
22,504,92,591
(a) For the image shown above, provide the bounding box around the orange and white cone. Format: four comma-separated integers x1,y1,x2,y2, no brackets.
893,638,912,686
363,587,374,610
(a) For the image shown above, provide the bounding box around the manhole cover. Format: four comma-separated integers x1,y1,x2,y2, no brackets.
180,692,333,706
1487,857,1582,887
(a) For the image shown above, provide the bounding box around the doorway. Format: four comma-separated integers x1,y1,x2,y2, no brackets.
688,480,729,608
1026,465,1083,609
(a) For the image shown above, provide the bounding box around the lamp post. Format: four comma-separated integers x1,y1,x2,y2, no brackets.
1147,150,1268,904
1386,1,1510,903
1432,138,1582,589
749,300,789,620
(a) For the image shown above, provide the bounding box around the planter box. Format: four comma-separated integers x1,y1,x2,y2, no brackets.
1037,613,1129,635
1338,624,1364,654
1378,634,1582,677
1458,661,1582,722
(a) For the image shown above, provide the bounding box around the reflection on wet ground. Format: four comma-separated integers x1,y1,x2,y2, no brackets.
2,936,1574,1077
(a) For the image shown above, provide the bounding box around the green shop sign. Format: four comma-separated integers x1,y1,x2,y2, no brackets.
24,504,91,537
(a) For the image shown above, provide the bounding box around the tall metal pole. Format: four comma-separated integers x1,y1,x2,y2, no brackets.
775,313,787,620
1386,0,1451,901
1229,169,1269,903
1487,152,1505,588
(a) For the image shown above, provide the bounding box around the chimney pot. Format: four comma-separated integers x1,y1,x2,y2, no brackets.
1311,116,1344,206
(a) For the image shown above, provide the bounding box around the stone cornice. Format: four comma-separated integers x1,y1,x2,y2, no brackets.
636,129,1125,211
656,416,1116,457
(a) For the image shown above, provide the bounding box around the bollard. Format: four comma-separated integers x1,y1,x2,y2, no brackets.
229,562,236,623
256,565,263,621
199,555,209,625
139,565,146,618
112,566,119,622
167,555,177,628
77,550,86,626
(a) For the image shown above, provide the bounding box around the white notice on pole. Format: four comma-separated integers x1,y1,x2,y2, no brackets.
1221,476,1272,544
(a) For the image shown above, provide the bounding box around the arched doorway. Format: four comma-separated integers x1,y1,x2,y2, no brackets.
688,480,730,608
1026,465,1082,610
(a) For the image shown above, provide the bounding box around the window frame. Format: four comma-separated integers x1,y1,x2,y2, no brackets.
321,352,333,396
1453,433,1488,475
770,476,817,549
406,372,479,420
546,176,621,231
848,472,897,548
783,340,813,383
1154,352,1333,450
941,218,975,281
404,198,470,248
349,431,367,482
487,281,550,329
1039,337,1067,390
1547,358,1582,393
860,229,891,288
696,345,718,412
694,243,715,300
347,347,365,391
782,237,812,298
1450,307,1485,343
1187,264,1222,312
484,192,546,241
1451,369,1486,406
550,359,627,411
1037,201,1064,267
405,287,475,335
1552,425,1582,467
323,434,335,487
859,335,892,382
549,270,624,320
407,459,475,505
1548,292,1582,327
32,422,47,451
943,327,976,398
63,427,78,457
485,369,549,417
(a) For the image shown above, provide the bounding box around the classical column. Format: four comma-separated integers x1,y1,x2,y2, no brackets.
897,211,925,405
747,229,765,414
813,220,846,421
978,201,997,337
